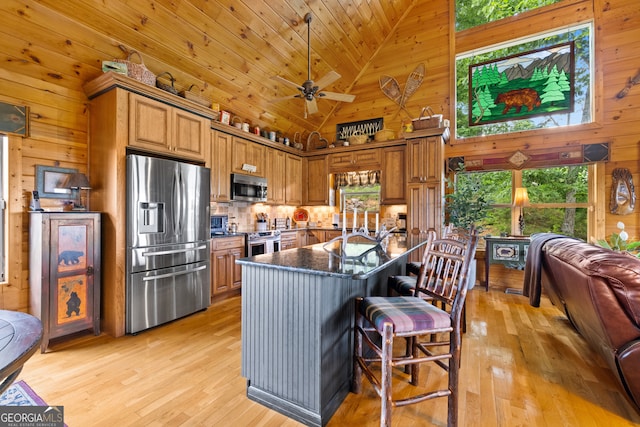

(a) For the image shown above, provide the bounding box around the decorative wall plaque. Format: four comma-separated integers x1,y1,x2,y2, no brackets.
0,101,29,136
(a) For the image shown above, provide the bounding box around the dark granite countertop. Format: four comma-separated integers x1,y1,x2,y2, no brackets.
237,233,429,279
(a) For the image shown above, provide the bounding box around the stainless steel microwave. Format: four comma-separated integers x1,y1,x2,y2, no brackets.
210,214,228,235
231,173,267,203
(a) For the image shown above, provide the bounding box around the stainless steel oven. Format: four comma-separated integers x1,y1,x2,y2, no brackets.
247,230,281,256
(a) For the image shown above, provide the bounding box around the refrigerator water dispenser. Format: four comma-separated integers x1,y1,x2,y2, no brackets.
138,202,164,233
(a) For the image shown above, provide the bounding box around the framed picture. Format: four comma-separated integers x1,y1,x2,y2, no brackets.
335,117,383,142
35,165,78,199
468,41,575,126
0,101,29,136
219,110,230,125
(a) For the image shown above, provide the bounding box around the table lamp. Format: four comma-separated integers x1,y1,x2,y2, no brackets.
64,172,91,210
513,187,529,235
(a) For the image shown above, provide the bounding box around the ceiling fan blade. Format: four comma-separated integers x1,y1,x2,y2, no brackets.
269,94,301,103
306,97,318,114
314,71,341,91
271,75,303,91
319,91,355,103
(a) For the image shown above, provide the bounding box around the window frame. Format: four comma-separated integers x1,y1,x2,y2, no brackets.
449,164,594,238
0,135,6,283
451,0,598,145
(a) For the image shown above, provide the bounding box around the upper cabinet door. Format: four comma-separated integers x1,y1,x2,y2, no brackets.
407,136,441,183
128,93,207,162
328,149,381,172
232,137,266,177
285,154,303,206
173,109,208,162
304,156,328,205
381,146,406,204
210,130,232,202
266,148,286,205
129,93,172,152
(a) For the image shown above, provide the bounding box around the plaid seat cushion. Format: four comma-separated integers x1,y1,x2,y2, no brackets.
406,261,421,275
388,275,417,296
361,296,451,334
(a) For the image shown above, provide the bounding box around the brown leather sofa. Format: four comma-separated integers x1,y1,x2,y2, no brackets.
524,234,640,412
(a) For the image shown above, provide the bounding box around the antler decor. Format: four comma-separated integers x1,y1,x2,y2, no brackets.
379,63,425,117
616,69,640,99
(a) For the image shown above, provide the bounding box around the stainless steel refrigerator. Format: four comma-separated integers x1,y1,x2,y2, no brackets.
126,153,211,334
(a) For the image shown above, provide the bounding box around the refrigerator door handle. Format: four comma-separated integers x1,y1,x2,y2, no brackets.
142,244,208,257
173,168,183,235
142,264,208,282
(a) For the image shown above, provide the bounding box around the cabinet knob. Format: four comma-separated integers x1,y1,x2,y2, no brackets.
87,266,94,276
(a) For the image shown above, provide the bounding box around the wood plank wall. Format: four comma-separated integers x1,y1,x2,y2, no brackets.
0,0,638,313
319,0,639,241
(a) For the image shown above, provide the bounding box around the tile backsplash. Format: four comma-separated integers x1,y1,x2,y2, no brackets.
211,202,407,232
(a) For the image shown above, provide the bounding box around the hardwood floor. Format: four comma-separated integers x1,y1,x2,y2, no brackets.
18,277,640,426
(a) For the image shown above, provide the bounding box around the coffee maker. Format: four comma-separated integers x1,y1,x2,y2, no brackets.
397,213,407,232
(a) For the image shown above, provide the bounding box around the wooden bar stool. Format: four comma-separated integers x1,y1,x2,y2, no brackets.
352,230,479,427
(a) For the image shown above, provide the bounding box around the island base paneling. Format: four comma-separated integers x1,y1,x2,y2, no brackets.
240,261,405,427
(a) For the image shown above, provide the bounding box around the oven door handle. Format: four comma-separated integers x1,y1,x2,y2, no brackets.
142,264,208,281
142,245,208,257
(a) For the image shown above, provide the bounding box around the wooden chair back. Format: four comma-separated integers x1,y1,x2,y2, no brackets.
413,230,479,323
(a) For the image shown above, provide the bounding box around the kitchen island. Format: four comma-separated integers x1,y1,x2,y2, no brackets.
238,233,430,426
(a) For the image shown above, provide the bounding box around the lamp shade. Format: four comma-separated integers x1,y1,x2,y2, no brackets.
513,187,529,207
64,173,91,190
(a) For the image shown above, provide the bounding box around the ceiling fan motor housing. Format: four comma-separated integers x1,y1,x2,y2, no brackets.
302,80,319,100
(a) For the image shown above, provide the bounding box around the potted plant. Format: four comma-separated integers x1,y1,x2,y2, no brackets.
596,222,640,258
444,168,492,288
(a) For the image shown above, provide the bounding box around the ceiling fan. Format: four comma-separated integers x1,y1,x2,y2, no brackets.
271,12,355,116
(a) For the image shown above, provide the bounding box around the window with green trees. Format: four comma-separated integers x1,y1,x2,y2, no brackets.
454,165,588,239
456,0,563,32
455,23,592,139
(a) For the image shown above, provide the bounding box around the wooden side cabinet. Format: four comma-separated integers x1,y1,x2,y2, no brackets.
211,235,245,298
29,212,101,352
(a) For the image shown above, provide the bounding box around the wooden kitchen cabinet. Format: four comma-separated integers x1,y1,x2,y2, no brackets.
84,73,217,337
29,212,101,352
210,130,232,202
211,236,245,297
232,137,266,177
280,231,299,250
328,148,381,172
302,229,325,246
324,230,343,242
129,92,208,162
405,129,446,263
407,135,441,183
304,155,329,205
407,182,443,263
266,148,286,204
285,154,303,205
381,145,406,204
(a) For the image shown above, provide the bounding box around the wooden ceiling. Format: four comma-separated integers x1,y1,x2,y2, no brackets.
12,0,418,138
